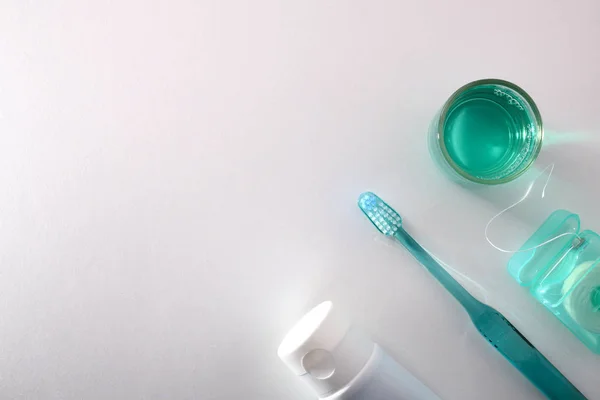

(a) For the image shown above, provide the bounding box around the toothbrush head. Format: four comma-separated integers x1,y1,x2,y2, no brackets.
358,192,402,236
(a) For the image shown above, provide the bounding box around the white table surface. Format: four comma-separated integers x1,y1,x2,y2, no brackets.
1,1,599,399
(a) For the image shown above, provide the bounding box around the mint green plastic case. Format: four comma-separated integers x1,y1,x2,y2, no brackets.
508,210,600,353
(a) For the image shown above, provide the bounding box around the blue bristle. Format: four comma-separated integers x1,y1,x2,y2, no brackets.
357,192,402,236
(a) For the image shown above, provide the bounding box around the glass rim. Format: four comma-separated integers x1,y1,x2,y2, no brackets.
437,78,544,185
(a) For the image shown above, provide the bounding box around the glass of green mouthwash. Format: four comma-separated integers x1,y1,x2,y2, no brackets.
431,79,543,184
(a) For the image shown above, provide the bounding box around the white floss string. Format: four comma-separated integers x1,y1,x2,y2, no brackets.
485,165,600,334
484,164,579,254
377,230,489,302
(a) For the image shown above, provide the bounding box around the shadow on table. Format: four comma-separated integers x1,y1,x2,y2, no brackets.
429,128,600,231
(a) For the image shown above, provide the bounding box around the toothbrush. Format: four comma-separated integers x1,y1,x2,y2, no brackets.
357,192,586,400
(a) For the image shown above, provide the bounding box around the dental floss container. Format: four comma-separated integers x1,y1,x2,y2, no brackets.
509,209,600,353
277,301,441,400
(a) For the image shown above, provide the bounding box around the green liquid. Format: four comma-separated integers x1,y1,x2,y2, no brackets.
443,84,538,181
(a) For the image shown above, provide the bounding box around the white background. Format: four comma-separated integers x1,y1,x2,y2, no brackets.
1,1,599,399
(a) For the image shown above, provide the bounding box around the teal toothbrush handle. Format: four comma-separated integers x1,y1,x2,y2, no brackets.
472,306,586,399
393,228,586,400
392,228,485,313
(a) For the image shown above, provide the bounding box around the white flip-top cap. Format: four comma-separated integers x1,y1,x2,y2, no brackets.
278,301,374,397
